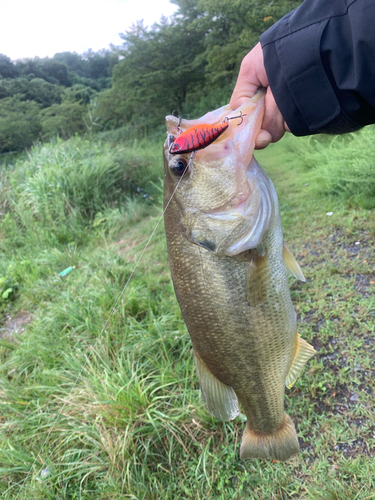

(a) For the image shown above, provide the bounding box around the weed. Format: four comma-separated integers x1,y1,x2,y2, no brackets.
0,132,374,498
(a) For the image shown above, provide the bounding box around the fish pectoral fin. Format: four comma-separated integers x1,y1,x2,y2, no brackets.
285,334,316,388
283,242,305,282
194,351,239,421
247,250,269,306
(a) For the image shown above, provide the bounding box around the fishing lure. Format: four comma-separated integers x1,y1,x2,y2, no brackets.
169,112,246,155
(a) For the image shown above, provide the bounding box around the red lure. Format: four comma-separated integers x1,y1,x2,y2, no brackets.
169,111,246,155
169,122,229,155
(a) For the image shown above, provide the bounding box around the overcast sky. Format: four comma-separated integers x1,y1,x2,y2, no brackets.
1,0,178,60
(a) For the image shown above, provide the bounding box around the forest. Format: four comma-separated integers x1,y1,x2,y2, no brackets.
0,0,302,154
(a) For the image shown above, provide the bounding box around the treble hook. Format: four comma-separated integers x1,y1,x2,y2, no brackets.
172,110,190,134
222,110,247,126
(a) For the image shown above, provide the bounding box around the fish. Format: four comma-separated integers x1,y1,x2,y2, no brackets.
163,90,316,461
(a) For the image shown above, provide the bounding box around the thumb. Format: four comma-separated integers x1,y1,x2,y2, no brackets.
230,43,268,110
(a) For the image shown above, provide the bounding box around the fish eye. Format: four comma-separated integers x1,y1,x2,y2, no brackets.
170,158,188,177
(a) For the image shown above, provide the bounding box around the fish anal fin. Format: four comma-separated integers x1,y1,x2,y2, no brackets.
194,351,239,421
283,242,305,282
247,250,269,306
240,413,299,461
285,334,316,388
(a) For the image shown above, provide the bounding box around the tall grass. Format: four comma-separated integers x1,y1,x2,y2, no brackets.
290,125,375,209
0,135,161,317
1,132,375,498
0,136,161,248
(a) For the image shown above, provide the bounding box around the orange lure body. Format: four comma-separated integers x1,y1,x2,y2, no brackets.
169,122,229,154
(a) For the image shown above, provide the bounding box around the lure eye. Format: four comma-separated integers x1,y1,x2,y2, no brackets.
170,158,188,177
169,142,180,153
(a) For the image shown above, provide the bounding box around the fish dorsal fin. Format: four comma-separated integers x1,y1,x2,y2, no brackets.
247,249,269,306
285,334,316,388
283,243,305,282
194,351,239,421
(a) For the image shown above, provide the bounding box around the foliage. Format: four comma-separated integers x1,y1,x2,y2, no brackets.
95,0,302,135
194,0,302,87
0,50,117,151
97,14,206,133
0,54,20,78
12,52,114,89
0,1,305,147
0,77,63,107
0,96,41,152
14,58,69,86
40,99,87,140
53,49,117,82
68,83,97,104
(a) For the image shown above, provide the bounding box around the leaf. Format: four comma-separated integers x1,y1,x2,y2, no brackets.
2,287,13,299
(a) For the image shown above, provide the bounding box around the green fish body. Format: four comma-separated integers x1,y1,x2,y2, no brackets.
163,92,315,461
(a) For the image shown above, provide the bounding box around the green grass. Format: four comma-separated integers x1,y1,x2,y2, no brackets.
284,125,375,209
0,130,374,499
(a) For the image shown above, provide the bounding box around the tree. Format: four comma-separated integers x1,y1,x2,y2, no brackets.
53,52,85,75
68,84,97,105
39,95,87,140
0,96,41,153
42,60,71,86
0,54,19,78
0,78,62,107
100,13,206,133
193,0,302,88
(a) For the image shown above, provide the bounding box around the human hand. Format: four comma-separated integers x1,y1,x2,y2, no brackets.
230,43,290,149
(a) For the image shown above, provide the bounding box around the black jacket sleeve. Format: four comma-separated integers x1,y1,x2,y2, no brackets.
260,0,375,136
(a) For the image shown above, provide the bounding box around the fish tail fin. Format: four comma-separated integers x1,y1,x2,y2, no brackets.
240,413,299,461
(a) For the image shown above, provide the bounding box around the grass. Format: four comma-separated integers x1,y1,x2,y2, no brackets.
285,125,375,209
0,129,374,499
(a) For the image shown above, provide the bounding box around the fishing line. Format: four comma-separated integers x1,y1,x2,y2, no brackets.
13,160,190,498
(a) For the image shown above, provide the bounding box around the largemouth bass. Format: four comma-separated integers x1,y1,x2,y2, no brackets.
163,91,315,461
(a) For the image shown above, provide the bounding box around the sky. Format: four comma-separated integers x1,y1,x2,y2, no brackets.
1,0,178,60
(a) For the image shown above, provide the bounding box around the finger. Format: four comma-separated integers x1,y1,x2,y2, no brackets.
230,75,259,110
262,88,286,143
230,43,267,110
255,129,272,150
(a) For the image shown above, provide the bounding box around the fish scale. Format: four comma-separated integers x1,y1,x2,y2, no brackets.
163,92,316,461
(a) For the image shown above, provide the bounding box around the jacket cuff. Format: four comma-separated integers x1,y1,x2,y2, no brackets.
261,20,341,136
